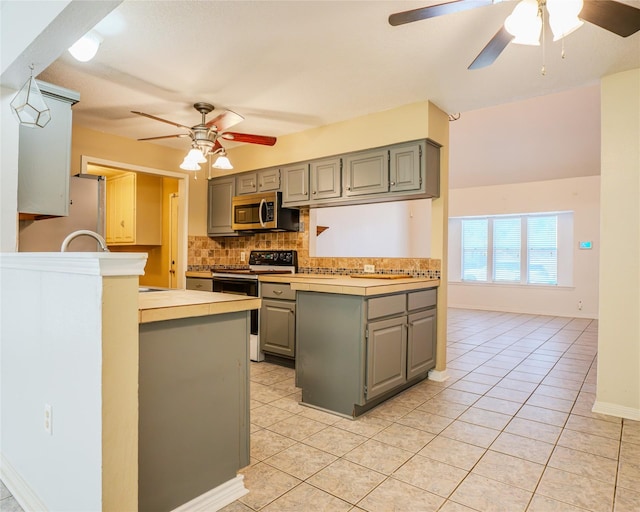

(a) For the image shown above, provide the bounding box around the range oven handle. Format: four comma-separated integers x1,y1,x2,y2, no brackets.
258,198,267,227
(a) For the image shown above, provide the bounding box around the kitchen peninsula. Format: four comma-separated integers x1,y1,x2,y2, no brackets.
260,274,439,417
0,253,258,512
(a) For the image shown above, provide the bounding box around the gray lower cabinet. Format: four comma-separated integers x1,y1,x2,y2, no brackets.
297,287,437,417
186,277,213,292
407,308,437,379
366,316,407,400
138,312,250,512
207,177,237,237
260,283,296,358
18,81,80,216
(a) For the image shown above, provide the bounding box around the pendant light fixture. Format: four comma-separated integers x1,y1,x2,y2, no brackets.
10,64,51,128
212,148,233,170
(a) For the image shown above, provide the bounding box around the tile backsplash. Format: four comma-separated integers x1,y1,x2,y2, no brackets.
188,208,440,278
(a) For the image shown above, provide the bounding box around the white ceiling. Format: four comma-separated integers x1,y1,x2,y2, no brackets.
37,0,640,185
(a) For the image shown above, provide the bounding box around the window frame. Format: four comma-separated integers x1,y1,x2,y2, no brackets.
455,212,568,287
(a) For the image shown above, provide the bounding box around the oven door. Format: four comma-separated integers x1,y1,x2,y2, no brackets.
212,277,259,336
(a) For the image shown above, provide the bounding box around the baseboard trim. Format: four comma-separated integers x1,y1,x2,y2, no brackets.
428,369,450,382
171,475,248,512
1,453,48,512
592,401,640,421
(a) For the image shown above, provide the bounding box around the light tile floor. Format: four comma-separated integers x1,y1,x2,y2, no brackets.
223,308,640,512
2,309,639,512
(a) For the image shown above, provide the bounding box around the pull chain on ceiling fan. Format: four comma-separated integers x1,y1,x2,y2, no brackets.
132,102,277,172
388,0,640,70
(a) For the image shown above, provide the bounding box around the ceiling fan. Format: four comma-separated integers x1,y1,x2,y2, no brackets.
389,0,640,70
132,102,276,170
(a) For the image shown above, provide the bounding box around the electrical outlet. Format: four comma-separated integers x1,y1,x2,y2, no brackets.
240,252,246,262
44,404,52,435
578,300,583,311
364,264,375,273
299,221,305,232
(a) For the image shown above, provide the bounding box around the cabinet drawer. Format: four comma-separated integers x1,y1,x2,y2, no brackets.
408,289,437,311
367,293,405,320
261,282,295,301
186,277,213,292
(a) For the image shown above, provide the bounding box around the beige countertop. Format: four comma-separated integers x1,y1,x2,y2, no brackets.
259,274,439,296
139,289,261,324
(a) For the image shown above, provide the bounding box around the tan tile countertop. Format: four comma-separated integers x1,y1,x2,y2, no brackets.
139,289,261,324
185,270,213,278
259,274,439,296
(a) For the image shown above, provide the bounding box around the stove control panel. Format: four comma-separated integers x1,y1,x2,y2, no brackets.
249,250,298,267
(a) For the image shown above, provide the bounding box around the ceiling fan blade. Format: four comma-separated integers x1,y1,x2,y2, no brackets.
131,111,193,130
137,133,191,141
205,110,245,131
221,132,277,146
213,140,223,152
579,0,640,37
389,0,493,26
468,25,514,70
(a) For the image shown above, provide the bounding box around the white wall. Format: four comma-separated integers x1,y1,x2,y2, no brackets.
448,176,600,318
1,268,104,511
310,199,432,258
0,87,19,251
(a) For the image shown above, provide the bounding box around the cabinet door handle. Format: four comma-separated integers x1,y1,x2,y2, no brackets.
120,220,125,227
390,181,396,186
273,290,283,295
312,190,317,195
346,186,351,191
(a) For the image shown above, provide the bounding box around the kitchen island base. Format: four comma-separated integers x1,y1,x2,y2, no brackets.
296,286,437,418
138,311,250,512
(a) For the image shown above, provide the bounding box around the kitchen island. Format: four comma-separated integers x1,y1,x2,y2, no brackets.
0,253,259,512
138,290,260,512
260,274,439,418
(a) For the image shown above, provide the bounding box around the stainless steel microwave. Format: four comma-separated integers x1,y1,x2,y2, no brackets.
231,191,299,232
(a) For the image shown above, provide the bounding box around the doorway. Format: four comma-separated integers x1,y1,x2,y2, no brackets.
81,156,189,289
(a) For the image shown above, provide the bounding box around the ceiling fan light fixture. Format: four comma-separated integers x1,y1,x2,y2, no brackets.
504,0,542,46
68,31,102,62
186,147,207,163
179,157,201,171
547,0,584,40
212,148,233,170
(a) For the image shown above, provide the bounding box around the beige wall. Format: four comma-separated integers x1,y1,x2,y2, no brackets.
594,68,640,420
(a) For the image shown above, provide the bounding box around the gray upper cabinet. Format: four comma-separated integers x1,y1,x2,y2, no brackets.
207,177,238,237
343,148,389,197
389,143,422,193
258,168,280,192
18,81,80,216
236,173,257,195
310,157,341,201
282,163,309,204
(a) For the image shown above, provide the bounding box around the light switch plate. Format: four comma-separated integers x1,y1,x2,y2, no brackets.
364,264,375,273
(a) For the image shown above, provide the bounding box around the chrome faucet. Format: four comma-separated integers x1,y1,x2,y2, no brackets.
60,230,110,252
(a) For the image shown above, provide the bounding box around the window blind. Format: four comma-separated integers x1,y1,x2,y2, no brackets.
493,217,521,282
462,218,488,281
527,216,558,285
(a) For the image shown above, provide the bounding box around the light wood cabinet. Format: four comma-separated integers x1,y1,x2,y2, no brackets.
17,81,80,217
106,173,162,245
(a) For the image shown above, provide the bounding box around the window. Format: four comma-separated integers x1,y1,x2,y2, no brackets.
527,215,557,285
462,218,487,281
453,213,568,286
